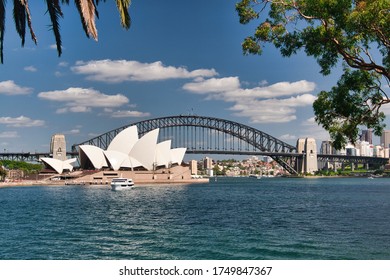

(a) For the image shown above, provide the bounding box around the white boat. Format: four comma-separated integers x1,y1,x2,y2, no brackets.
110,178,134,191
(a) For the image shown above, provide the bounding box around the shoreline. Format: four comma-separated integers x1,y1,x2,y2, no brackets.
1,175,385,188
0,178,210,188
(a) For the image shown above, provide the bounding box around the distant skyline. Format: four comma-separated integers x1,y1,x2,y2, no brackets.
1,0,389,154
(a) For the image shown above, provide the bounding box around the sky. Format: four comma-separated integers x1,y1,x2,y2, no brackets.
0,0,389,155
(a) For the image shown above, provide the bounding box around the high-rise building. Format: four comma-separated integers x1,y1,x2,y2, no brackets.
203,157,213,170
190,160,198,175
50,134,66,161
380,130,390,148
360,129,373,144
320,140,332,154
374,145,385,158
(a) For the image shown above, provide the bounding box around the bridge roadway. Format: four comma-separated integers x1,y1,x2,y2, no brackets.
186,151,389,166
0,152,75,162
0,151,388,168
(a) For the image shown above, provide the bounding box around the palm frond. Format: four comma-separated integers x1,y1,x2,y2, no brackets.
0,0,5,63
22,0,38,45
75,0,98,40
115,0,131,29
45,0,63,57
13,0,26,46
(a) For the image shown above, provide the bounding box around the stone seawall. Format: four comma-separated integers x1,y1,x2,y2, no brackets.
68,165,209,185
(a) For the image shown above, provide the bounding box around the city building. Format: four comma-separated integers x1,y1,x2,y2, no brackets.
360,129,373,144
374,145,385,158
385,148,390,159
203,157,213,170
358,141,371,157
346,143,357,156
320,140,333,155
380,130,390,148
190,160,198,175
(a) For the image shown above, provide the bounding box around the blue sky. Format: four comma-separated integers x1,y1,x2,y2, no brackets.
0,0,388,154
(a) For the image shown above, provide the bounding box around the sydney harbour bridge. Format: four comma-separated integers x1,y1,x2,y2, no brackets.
1,115,388,175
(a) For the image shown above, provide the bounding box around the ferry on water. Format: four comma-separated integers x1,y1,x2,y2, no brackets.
110,178,134,191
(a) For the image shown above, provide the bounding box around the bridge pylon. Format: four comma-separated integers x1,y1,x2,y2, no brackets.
296,138,318,174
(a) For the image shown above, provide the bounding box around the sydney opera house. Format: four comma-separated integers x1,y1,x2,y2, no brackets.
40,126,198,184
78,126,186,172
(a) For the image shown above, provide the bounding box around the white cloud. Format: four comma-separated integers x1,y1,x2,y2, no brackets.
63,129,80,135
69,106,92,113
279,134,297,141
301,117,317,126
111,110,151,118
183,77,240,93
0,116,45,127
58,62,69,67
24,66,37,72
184,78,315,100
38,87,129,113
54,71,63,77
240,80,315,99
230,94,317,123
258,80,268,86
231,103,298,123
56,108,68,114
0,80,33,95
72,59,218,83
300,117,330,140
0,131,19,138
183,77,317,123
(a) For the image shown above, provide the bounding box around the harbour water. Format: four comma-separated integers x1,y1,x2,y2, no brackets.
0,177,389,260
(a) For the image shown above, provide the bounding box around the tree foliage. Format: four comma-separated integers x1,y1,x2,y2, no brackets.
0,0,132,63
0,160,43,174
236,0,390,149
0,165,6,181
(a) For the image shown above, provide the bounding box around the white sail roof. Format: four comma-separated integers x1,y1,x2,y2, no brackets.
41,157,77,174
155,140,172,168
74,127,187,173
103,150,129,171
79,145,107,169
128,156,143,169
107,125,139,154
129,129,159,171
170,148,187,165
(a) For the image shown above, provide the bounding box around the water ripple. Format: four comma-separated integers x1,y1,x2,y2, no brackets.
1,178,389,259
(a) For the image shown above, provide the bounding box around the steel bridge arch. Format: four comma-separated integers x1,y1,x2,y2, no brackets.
72,115,300,174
